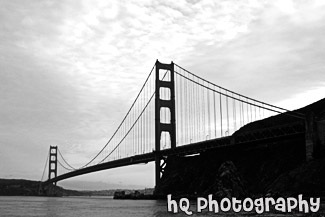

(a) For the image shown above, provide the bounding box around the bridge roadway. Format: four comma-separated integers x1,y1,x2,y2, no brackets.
44,121,305,185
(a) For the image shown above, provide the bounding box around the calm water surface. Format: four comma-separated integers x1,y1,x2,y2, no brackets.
0,196,324,217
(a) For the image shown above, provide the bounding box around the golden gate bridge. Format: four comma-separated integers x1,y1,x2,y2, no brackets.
40,60,308,193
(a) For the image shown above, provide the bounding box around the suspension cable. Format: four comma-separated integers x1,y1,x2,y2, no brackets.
40,152,49,182
174,63,304,117
98,70,169,163
174,70,305,120
58,159,73,171
99,91,155,163
80,63,156,168
58,148,76,170
38,152,49,193
57,62,305,174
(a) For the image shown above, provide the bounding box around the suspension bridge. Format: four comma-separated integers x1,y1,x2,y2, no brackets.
40,60,313,193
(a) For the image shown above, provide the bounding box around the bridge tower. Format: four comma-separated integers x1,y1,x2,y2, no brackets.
155,60,176,188
48,146,58,185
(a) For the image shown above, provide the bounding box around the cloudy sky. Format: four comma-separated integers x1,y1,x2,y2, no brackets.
1,0,325,189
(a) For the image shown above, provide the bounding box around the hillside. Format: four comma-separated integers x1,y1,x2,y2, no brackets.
0,178,154,197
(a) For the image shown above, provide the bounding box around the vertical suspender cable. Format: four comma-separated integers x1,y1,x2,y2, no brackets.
207,83,211,138
202,81,206,138
219,87,223,137
226,91,229,135
246,99,249,123
233,93,236,133
213,85,216,138
197,78,201,140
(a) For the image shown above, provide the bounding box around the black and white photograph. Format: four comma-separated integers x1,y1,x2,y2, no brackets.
0,0,325,216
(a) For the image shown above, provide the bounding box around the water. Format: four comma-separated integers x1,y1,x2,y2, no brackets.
0,196,324,217
0,196,168,217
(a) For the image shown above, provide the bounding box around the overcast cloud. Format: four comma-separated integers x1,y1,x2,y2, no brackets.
0,0,325,188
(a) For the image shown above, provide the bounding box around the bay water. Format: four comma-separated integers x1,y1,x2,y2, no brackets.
0,196,324,217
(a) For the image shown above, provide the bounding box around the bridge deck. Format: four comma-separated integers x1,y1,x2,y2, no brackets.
44,121,304,185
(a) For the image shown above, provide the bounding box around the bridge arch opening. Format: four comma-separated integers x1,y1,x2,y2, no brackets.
159,87,171,100
160,131,171,150
160,107,171,124
158,69,171,81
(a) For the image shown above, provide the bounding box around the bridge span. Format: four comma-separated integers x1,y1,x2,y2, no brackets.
44,120,305,185
41,60,318,191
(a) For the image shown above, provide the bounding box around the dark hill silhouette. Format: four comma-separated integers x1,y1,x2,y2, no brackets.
155,98,325,198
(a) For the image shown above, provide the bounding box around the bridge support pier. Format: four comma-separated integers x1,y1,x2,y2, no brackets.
155,60,176,189
48,146,58,185
39,146,58,196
